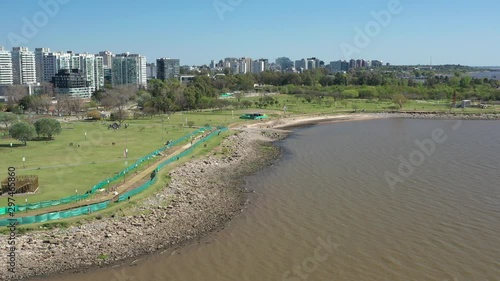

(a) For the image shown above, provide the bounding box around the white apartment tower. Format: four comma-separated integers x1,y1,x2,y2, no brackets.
0,47,13,85
42,52,72,83
12,47,36,85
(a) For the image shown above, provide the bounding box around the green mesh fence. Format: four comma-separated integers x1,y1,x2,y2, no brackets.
0,127,211,215
0,201,110,227
0,127,227,226
118,127,227,202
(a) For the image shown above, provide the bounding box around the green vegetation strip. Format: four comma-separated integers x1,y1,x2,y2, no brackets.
0,127,227,226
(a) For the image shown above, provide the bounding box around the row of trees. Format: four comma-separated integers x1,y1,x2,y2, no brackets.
5,118,62,145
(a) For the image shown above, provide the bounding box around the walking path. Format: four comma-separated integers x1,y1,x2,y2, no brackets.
3,139,198,218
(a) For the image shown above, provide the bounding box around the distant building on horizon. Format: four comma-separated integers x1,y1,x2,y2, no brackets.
252,58,269,74
98,51,113,68
275,57,294,72
156,58,180,80
295,59,307,72
146,62,156,79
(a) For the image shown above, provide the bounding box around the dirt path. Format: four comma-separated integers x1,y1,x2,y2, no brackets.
5,140,198,218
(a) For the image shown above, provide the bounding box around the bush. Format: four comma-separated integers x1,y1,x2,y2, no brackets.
87,110,102,120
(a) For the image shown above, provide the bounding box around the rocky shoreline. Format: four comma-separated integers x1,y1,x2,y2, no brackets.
0,130,286,281
376,111,500,120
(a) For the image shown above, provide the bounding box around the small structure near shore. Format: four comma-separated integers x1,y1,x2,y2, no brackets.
1,175,39,195
240,113,268,120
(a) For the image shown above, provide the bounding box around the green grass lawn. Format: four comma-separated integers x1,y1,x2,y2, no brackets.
241,94,500,114
0,130,236,233
0,112,253,205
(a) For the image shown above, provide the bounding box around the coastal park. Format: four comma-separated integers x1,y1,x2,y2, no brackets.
0,94,498,228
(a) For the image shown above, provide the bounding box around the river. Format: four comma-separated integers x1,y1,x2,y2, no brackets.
33,118,500,281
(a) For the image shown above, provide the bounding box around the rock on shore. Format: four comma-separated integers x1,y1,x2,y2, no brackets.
0,129,286,281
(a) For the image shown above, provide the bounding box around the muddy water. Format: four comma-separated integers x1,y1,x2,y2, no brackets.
34,119,500,281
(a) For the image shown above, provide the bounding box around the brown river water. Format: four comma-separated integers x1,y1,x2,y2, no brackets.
32,119,500,281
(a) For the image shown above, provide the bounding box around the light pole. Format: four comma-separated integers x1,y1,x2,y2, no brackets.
25,198,28,213
75,190,78,203
22,145,26,168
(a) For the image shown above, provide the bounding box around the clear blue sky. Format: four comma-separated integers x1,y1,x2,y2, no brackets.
1,0,498,66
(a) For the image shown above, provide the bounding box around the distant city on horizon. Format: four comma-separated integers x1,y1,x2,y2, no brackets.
1,45,499,100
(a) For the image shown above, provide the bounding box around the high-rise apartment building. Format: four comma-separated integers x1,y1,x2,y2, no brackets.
98,51,113,68
35,47,50,83
156,58,180,80
238,57,252,74
252,58,269,74
42,52,103,92
12,47,36,85
42,52,71,83
0,47,13,85
112,53,147,88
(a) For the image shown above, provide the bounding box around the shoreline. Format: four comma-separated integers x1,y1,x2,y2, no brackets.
1,112,499,280
0,129,286,281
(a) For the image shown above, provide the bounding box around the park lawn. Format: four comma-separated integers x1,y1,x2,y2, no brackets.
0,112,250,205
2,130,236,233
239,94,499,114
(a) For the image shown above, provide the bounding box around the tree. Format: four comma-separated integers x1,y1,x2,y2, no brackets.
9,122,35,145
187,121,195,128
234,91,245,102
4,85,27,109
392,94,407,109
0,112,17,130
101,85,136,124
34,118,62,140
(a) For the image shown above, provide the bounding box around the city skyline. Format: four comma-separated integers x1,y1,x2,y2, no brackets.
0,0,499,66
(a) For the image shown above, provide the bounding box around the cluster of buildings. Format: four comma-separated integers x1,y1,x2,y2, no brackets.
203,57,387,75
0,47,149,99
0,45,388,101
